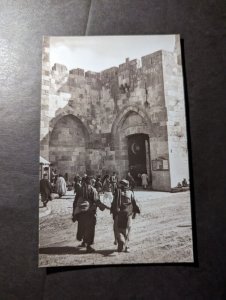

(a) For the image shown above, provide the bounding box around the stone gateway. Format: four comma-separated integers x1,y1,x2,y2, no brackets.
40,36,189,191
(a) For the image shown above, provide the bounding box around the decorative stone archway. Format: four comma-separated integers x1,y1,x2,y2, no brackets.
111,105,153,146
49,109,91,140
110,105,153,181
49,114,90,179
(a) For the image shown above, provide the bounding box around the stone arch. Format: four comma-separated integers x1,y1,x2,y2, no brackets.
49,113,90,179
110,105,153,181
111,104,153,149
49,109,91,138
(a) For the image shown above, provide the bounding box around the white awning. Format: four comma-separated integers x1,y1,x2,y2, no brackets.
40,156,50,165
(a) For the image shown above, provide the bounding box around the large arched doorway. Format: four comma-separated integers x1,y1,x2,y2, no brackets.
127,133,151,186
112,107,152,186
49,114,89,179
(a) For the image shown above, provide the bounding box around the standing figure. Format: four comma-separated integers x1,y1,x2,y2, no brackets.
137,173,142,187
95,176,102,194
50,168,57,185
64,172,69,185
182,178,188,187
72,176,109,253
82,173,87,184
73,174,79,193
141,172,148,189
40,174,52,207
110,172,118,194
111,179,140,252
102,174,113,208
126,172,136,191
74,176,82,194
55,174,67,198
90,177,96,187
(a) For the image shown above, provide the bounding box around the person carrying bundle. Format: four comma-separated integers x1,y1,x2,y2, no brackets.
72,176,110,253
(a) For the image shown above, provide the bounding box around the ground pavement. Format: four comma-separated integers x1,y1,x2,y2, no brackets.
39,190,194,267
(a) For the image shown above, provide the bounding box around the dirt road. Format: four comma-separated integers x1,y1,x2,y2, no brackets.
39,190,193,267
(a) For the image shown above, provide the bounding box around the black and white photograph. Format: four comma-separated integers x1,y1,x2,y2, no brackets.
39,35,193,267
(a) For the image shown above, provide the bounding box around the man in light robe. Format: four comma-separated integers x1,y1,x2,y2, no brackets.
141,173,148,189
55,174,67,198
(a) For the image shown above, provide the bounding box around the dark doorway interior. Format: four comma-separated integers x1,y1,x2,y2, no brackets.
127,134,150,186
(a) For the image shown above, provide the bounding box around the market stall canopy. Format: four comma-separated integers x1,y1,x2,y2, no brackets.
40,156,50,165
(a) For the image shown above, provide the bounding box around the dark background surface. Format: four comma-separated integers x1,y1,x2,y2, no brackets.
0,1,225,299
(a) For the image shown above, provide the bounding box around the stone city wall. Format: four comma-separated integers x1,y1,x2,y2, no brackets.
162,47,189,188
40,36,189,191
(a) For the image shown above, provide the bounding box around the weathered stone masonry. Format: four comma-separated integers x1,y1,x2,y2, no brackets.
40,36,189,191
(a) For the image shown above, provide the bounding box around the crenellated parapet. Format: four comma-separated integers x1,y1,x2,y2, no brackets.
40,37,189,191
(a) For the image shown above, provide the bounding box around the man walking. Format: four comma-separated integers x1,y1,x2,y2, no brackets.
72,176,109,253
111,179,140,253
40,174,52,207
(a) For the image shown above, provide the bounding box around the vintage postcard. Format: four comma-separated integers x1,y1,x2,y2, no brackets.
39,35,194,267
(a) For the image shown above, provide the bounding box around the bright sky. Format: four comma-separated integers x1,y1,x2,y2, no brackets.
50,35,176,72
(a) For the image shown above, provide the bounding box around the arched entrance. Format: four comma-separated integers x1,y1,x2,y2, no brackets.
111,106,152,186
49,114,89,179
127,133,151,186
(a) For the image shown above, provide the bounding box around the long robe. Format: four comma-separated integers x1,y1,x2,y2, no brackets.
55,176,67,196
141,173,148,187
111,188,140,250
76,212,96,245
40,179,52,204
73,184,106,245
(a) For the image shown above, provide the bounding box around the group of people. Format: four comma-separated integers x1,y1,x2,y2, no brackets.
40,169,149,207
39,172,67,207
74,172,118,207
40,170,141,253
72,176,140,253
126,171,149,190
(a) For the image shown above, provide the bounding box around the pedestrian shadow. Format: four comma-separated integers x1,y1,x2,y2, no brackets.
39,247,115,257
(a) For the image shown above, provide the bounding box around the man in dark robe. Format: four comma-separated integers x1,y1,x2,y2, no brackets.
94,176,102,194
110,172,118,194
72,176,109,253
74,176,81,194
40,174,52,207
111,179,140,252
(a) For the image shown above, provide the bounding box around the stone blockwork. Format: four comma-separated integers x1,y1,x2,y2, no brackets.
162,36,189,188
49,115,89,176
40,36,51,159
40,36,189,191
